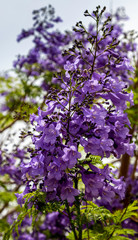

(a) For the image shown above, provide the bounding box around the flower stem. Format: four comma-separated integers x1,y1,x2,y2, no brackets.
74,176,82,240
65,200,78,240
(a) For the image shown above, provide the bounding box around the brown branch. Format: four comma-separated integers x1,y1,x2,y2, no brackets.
119,153,130,178
2,207,18,219
119,124,136,178
0,203,8,214
131,155,138,180
0,119,19,133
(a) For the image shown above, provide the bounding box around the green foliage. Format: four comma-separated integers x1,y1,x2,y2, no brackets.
0,192,16,203
78,153,102,167
87,155,102,166
67,201,138,239
23,190,64,214
0,220,10,236
0,75,39,131
0,69,54,131
2,178,138,240
3,208,32,240
3,189,66,240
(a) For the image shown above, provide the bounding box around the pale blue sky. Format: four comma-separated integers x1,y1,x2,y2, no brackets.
0,0,138,71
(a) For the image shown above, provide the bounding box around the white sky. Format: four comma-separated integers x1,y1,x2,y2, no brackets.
0,0,138,72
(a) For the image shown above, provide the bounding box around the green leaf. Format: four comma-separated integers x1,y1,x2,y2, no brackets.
0,192,16,203
0,219,10,233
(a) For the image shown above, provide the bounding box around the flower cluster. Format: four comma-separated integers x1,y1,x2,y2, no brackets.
13,5,72,83
16,7,136,209
0,148,27,185
1,5,137,240
8,212,69,240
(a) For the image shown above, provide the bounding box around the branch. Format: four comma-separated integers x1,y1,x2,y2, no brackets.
0,119,18,133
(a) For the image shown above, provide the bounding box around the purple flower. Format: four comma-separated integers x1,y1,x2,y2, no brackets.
21,154,45,177
82,173,103,200
100,138,114,152
45,177,59,192
44,123,61,144
69,115,83,135
15,182,31,206
83,105,106,127
101,186,115,203
60,181,79,203
124,142,136,157
114,121,129,139
17,29,34,42
0,151,2,164
42,211,69,237
82,79,102,94
62,146,81,168
47,161,62,180
80,137,102,156
116,57,134,72
112,178,126,200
